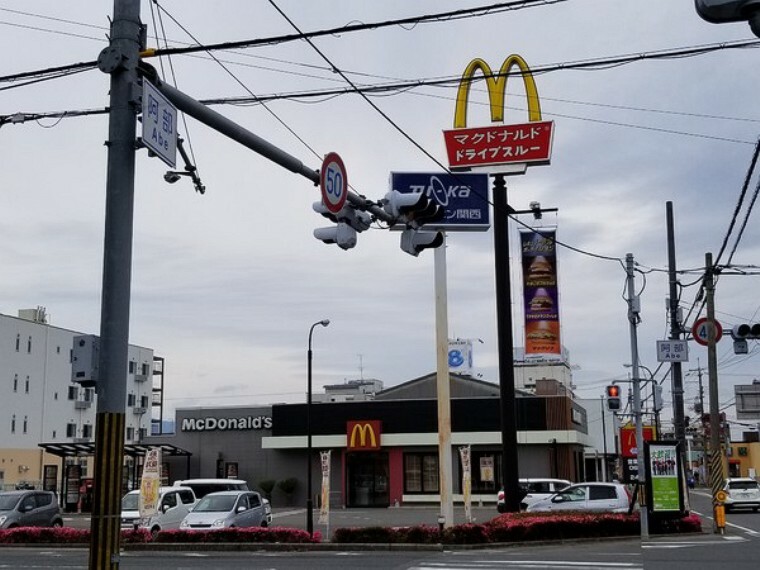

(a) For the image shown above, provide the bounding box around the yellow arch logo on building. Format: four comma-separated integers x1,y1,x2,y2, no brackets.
349,422,378,448
453,55,542,129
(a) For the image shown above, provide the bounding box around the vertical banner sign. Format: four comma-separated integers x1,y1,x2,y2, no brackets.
646,442,683,512
319,450,331,525
459,445,472,523
139,448,162,518
521,229,560,355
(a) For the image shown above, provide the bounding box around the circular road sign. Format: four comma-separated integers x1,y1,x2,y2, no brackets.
692,317,723,346
716,490,728,503
320,152,348,214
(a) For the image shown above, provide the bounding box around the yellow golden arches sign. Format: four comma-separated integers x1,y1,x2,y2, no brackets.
453,55,542,128
347,420,381,451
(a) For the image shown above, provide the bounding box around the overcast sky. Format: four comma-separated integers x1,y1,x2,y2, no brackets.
2,1,760,434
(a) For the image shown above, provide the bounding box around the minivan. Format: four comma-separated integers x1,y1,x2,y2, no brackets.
120,486,196,535
172,478,249,500
0,490,63,529
180,490,271,530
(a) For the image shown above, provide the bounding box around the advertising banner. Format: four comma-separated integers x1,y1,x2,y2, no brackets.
521,229,561,355
319,450,331,525
645,442,684,513
448,339,473,376
139,448,162,518
459,445,472,523
479,456,495,483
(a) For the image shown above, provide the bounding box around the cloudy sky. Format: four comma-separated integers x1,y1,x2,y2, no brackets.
2,1,760,433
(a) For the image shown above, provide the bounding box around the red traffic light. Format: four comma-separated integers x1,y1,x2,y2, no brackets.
606,385,620,398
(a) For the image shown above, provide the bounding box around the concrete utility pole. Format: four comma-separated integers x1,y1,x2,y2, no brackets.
625,253,649,538
492,174,520,513
666,202,687,455
91,1,142,568
704,252,725,532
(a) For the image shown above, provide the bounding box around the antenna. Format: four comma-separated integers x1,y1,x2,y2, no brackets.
357,354,364,380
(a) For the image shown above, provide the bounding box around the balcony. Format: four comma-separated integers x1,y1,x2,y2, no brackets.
134,373,148,383
133,407,147,415
74,400,91,410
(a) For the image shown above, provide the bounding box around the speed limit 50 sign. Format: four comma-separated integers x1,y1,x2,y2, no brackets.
320,152,348,214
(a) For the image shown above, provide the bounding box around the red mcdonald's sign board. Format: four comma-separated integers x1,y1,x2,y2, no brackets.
346,420,382,451
620,425,656,458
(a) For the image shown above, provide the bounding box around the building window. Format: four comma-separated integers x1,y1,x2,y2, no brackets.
25,376,30,394
82,424,93,439
139,427,147,441
140,395,149,408
404,453,439,494
141,363,150,376
126,427,135,441
84,388,94,402
66,423,76,438
15,334,20,352
54,392,58,400
23,416,27,434
13,374,18,392
465,451,502,494
128,361,136,374
56,346,61,354
27,336,32,353
127,393,136,407
68,386,78,400
11,415,16,434
52,430,57,439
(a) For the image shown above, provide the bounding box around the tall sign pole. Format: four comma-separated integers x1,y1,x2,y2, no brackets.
91,0,141,568
625,253,649,538
666,202,686,453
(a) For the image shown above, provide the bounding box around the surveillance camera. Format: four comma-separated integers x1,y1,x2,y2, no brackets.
164,171,181,184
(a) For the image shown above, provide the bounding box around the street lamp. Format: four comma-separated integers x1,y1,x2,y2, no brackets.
307,319,330,537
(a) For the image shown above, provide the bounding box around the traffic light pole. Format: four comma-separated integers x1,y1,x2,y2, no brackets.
625,253,649,538
666,202,687,455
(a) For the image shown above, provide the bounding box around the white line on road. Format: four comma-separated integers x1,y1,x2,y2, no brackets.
692,508,760,536
418,562,641,569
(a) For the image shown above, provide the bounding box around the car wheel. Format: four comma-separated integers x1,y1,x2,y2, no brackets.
52,520,63,528
151,526,161,539
261,520,268,528
497,504,506,514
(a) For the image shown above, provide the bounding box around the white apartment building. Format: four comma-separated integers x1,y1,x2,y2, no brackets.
1,308,156,492
513,346,575,393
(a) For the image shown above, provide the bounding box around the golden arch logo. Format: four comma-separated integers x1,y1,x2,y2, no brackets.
347,420,381,451
453,55,542,129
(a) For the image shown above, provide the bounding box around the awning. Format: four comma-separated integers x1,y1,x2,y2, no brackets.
38,442,191,459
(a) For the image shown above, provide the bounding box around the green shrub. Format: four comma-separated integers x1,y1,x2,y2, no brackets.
258,479,276,501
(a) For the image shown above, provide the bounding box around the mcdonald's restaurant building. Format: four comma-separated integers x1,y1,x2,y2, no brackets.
148,374,592,508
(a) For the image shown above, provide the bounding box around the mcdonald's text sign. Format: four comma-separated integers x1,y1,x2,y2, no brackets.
443,121,554,169
347,420,382,451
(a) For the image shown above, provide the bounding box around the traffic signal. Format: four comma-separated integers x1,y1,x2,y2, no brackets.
399,228,444,257
653,384,663,413
731,323,760,339
313,223,357,250
606,385,621,411
312,200,371,250
383,190,445,229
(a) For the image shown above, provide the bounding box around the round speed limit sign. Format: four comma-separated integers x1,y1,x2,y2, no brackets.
320,152,348,214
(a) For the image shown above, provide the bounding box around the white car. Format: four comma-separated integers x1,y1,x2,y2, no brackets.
723,477,760,512
497,478,571,513
525,482,632,514
121,486,196,535
180,491,271,530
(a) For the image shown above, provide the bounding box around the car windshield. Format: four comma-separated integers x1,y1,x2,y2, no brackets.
121,493,139,511
728,481,759,491
192,495,236,512
0,495,20,510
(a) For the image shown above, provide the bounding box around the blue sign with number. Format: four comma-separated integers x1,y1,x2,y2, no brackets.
390,172,490,231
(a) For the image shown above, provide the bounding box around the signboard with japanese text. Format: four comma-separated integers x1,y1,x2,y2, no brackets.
443,121,554,170
319,450,331,525
521,229,561,356
657,339,689,362
141,80,177,168
645,441,685,514
139,448,162,518
390,172,489,231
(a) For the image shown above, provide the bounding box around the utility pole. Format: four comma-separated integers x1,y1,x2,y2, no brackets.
705,253,725,532
666,202,687,455
600,396,609,481
625,253,649,538
91,1,142,568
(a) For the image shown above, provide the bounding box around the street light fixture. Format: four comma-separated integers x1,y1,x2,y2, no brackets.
307,319,330,537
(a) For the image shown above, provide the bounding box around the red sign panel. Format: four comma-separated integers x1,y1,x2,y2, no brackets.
346,420,382,451
620,425,656,458
443,121,554,169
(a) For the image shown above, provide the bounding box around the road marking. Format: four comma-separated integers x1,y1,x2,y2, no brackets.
692,508,760,536
418,562,641,569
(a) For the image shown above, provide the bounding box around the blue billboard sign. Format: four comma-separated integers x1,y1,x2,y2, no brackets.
390,172,490,231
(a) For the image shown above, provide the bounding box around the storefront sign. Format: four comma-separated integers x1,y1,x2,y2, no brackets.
620,425,656,458
647,443,681,512
521,229,561,356
347,420,382,451
181,415,272,432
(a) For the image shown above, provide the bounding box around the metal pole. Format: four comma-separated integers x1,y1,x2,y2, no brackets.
492,174,520,513
625,253,649,538
666,202,687,454
434,233,454,527
705,253,725,532
306,320,329,537
90,1,140,567
601,396,609,481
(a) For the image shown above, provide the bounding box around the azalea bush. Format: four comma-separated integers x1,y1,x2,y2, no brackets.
154,527,319,544
0,527,88,544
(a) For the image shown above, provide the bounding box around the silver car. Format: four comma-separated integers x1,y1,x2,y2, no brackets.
526,482,633,514
0,490,63,529
180,491,271,530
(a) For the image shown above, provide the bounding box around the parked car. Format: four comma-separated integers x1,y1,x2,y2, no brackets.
172,478,249,500
120,486,196,535
525,482,632,514
723,477,760,512
497,478,572,513
180,490,271,530
0,490,63,529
